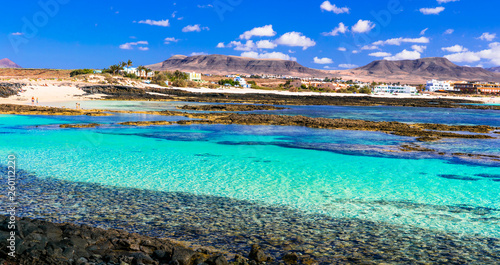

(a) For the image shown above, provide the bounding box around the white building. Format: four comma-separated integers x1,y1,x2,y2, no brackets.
426,80,454,92
122,67,154,78
373,85,417,94
234,76,251,88
186,72,202,81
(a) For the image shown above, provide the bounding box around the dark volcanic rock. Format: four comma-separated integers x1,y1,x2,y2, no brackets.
0,216,228,265
178,104,286,112
0,104,85,115
81,85,172,101
165,111,497,140
0,83,24,98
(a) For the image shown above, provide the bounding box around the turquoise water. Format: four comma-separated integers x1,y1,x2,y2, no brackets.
0,112,499,238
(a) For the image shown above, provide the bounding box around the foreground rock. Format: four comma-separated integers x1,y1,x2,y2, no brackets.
178,104,286,112
0,216,234,265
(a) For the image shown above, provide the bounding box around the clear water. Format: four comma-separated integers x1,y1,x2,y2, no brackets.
0,112,499,238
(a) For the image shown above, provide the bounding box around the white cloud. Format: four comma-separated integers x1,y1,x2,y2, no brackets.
313,57,333,64
444,29,454,35
320,1,350,14
373,37,430,46
351,20,375,33
322,22,349,36
164,37,180,44
275,32,316,50
182,24,209,32
444,42,500,65
419,7,445,15
369,52,392,57
137,19,170,27
444,52,481,63
437,0,459,3
420,28,428,35
239,25,276,40
384,49,421,60
352,50,360,54
216,42,225,48
197,4,213,8
339,64,358,68
338,47,347,51
361,45,378,50
478,32,496,41
256,40,278,49
227,40,256,51
138,47,149,51
190,52,208,56
241,51,297,61
119,41,149,50
412,45,427,53
442,45,468,53
11,32,23,36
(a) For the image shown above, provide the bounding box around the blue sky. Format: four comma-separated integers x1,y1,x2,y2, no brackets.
1,0,499,70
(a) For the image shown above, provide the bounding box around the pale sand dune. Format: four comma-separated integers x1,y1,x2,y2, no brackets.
0,83,104,106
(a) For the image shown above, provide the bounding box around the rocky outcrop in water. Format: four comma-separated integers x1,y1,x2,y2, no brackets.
163,111,497,141
0,104,85,115
178,105,286,112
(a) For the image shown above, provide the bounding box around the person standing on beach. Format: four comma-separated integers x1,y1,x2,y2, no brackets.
31,97,35,105
36,98,38,105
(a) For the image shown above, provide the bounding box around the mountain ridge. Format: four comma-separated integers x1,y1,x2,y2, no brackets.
147,55,500,83
147,54,326,77
0,58,22,69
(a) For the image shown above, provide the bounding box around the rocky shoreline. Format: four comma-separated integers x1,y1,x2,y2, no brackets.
1,167,499,265
0,83,25,98
82,85,500,110
0,216,259,265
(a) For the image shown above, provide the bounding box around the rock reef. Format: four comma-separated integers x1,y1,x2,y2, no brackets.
178,104,286,112
159,111,497,141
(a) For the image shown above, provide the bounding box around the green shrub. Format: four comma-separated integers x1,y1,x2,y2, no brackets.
70,69,93,77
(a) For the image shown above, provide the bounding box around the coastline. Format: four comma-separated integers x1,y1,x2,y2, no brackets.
1,81,500,109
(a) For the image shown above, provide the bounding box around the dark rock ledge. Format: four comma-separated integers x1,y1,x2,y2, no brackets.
0,216,283,265
177,105,287,112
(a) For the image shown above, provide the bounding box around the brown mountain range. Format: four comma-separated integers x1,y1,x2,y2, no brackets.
147,54,325,77
486,66,500,73
0,58,22,69
330,57,500,83
148,55,500,83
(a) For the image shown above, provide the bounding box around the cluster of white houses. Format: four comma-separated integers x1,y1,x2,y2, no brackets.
426,80,500,94
115,68,500,95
